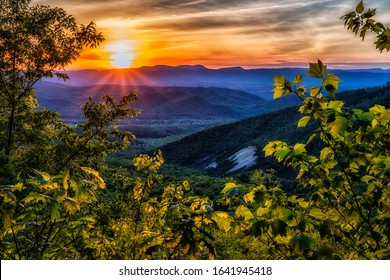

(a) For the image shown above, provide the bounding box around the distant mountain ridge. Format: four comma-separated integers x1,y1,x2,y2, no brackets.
51,65,390,99
35,82,269,122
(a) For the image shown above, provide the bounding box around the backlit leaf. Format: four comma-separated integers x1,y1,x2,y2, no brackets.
294,74,303,85
306,133,317,145
293,143,306,155
62,170,70,191
50,202,61,222
2,211,13,229
256,207,269,217
212,211,234,232
322,74,341,98
298,116,311,128
273,75,292,99
320,147,334,162
309,208,325,220
221,182,237,194
222,183,246,197
328,116,349,136
356,1,364,13
63,197,80,212
327,100,344,112
235,205,254,221
274,147,290,161
307,60,327,78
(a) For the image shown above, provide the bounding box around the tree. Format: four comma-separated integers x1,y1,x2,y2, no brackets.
342,0,390,52
0,1,142,259
213,1,390,259
0,0,104,164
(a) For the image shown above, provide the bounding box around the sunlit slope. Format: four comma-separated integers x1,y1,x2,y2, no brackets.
160,83,390,175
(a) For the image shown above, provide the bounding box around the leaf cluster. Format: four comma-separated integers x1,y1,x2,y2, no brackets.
341,1,390,52
214,60,390,259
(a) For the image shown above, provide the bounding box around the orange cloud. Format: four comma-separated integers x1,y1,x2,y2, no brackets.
33,0,390,69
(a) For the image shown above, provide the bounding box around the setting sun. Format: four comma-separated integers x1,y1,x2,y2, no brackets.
107,41,135,69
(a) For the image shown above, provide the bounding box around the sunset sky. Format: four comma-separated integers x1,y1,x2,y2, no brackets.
32,0,390,69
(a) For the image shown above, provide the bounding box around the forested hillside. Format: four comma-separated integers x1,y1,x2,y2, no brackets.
160,82,390,175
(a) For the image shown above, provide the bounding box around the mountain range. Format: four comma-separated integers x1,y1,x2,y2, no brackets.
50,65,390,100
35,83,268,121
35,65,390,160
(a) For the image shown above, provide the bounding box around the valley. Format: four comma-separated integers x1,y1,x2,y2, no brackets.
35,65,390,159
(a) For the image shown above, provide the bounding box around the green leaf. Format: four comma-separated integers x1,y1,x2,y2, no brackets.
328,116,349,136
320,147,334,162
306,133,317,145
310,86,322,97
307,60,327,78
235,205,254,221
244,191,255,204
263,142,276,157
356,1,364,13
212,211,233,232
353,110,374,121
81,167,105,189
294,74,303,85
256,207,269,217
289,235,314,255
327,100,344,112
370,104,386,114
298,200,309,209
293,143,306,155
23,192,47,204
50,201,61,222
2,210,13,229
246,186,266,204
63,197,80,212
273,75,292,99
222,183,246,197
322,74,341,98
62,170,70,191
274,146,290,161
309,208,325,220
221,182,237,194
249,220,269,237
34,170,51,183
298,116,311,128
273,75,287,99
296,85,306,96
0,183,23,192
271,219,288,236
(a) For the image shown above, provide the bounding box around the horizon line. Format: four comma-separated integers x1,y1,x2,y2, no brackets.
65,62,390,72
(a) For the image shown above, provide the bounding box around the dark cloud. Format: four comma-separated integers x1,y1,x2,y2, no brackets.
33,1,390,29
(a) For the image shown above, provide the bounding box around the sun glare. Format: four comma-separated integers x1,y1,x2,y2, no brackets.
107,41,135,69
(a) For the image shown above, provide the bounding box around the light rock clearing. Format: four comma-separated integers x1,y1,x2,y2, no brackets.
205,161,218,169
227,146,258,173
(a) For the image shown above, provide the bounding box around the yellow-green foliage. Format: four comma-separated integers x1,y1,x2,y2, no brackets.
213,59,390,259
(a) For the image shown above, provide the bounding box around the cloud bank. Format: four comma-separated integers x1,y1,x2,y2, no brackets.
32,0,390,68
